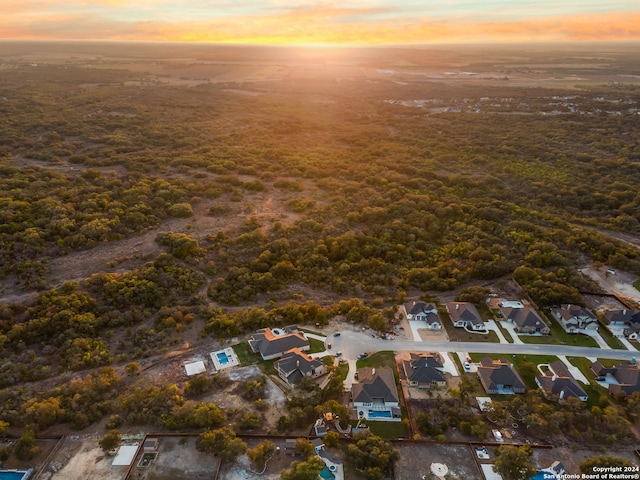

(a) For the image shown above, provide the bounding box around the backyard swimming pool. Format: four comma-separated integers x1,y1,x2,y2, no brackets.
0,470,32,480
368,410,392,419
217,351,230,365
319,466,335,479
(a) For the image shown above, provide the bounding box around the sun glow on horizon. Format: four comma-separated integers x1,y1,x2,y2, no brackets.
2,1,640,45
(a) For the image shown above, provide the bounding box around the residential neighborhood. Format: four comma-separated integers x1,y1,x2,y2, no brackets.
5,290,640,480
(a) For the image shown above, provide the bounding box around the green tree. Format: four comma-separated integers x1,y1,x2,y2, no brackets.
168,203,194,218
247,440,276,472
324,431,339,449
580,455,635,474
293,438,315,458
346,431,399,477
493,445,536,480
185,374,213,397
367,313,388,333
196,427,246,463
125,362,141,376
98,430,122,452
14,429,40,461
455,286,490,304
280,456,324,480
24,397,63,431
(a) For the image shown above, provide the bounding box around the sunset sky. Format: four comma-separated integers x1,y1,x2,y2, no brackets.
3,0,640,45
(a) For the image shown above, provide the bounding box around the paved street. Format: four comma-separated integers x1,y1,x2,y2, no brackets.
329,329,638,362
308,326,638,391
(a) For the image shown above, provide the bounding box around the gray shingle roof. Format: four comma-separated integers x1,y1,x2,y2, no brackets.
407,302,437,315
477,356,526,393
446,302,483,325
502,306,546,329
275,348,324,384
249,326,309,358
553,304,596,321
403,354,445,385
352,367,399,404
604,309,640,325
536,361,587,400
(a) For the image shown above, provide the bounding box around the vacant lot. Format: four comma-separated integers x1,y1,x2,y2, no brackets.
135,437,220,480
38,435,127,480
394,443,483,480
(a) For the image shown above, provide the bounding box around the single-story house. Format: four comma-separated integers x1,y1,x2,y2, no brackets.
403,302,442,330
535,361,588,402
274,348,327,386
446,302,485,330
477,356,526,394
402,353,446,389
603,309,640,340
351,366,401,422
500,306,549,334
248,325,309,360
550,304,598,333
591,361,640,397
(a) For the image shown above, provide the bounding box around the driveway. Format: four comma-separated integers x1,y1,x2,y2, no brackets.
456,352,477,372
440,352,460,376
581,329,611,350
557,355,589,384
407,320,428,341
499,321,525,345
604,325,638,351
484,320,509,344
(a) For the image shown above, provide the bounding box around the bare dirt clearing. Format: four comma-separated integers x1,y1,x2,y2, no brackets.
136,437,220,480
37,434,127,480
394,444,483,480
581,265,640,303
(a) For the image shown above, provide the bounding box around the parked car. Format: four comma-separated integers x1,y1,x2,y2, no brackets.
333,332,341,337
357,352,369,359
335,352,342,357
464,362,471,371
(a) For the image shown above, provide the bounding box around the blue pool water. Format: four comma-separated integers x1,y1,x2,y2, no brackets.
217,352,230,365
530,472,556,480
0,471,31,480
368,410,392,419
319,467,335,480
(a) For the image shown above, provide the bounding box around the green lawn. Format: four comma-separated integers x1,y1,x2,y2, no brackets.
468,353,559,389
595,323,627,349
356,351,396,370
232,342,260,365
350,419,406,440
495,321,514,343
308,337,326,354
334,362,349,382
565,356,615,408
439,309,500,343
519,312,598,347
356,351,398,382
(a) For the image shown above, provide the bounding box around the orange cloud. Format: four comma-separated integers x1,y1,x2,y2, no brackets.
3,6,640,44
